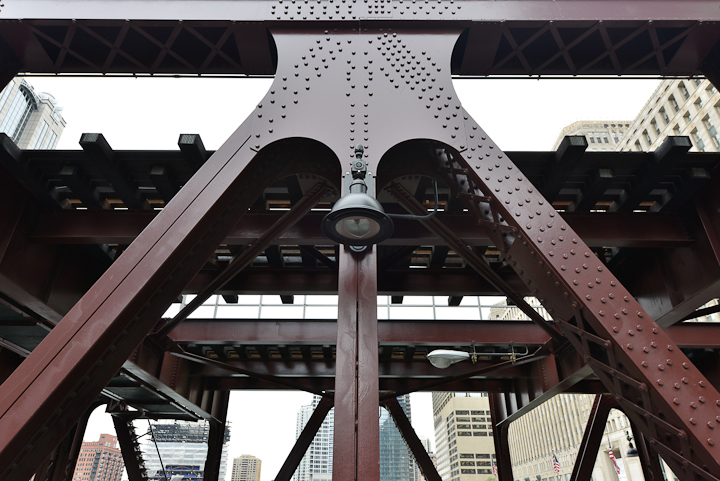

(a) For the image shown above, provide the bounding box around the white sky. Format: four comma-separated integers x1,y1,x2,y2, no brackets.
23,74,660,481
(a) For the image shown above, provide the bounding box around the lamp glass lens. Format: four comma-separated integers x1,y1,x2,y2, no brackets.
335,215,381,240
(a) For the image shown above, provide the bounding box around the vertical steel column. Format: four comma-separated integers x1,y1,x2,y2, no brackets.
570,395,616,481
204,390,230,481
333,244,379,481
382,397,441,481
276,396,334,481
112,414,147,481
632,422,664,481
490,393,513,481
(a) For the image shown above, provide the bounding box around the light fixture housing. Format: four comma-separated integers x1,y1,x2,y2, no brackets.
321,144,394,247
427,349,471,369
321,187,394,246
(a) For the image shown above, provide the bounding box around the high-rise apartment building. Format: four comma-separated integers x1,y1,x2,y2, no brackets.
231,454,262,481
140,420,230,480
551,121,631,152
71,434,124,481
293,394,417,481
417,436,437,481
380,394,417,481
293,395,334,481
616,78,720,153
432,392,496,481
0,78,65,149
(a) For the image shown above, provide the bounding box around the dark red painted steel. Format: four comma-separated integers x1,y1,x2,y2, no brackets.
112,413,148,481
0,101,275,480
382,397,441,481
29,208,695,248
154,180,327,338
489,393,513,481
357,246,380,481
570,395,617,481
333,246,359,481
276,396,334,481
204,390,230,481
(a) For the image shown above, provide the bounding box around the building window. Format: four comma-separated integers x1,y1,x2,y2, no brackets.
643,129,652,145
635,140,642,151
679,81,690,100
695,97,704,111
691,128,706,152
673,124,681,136
694,78,703,87
708,85,717,96
650,119,660,135
659,107,669,124
588,135,595,143
0,86,36,143
669,95,680,113
684,111,692,124
703,115,720,148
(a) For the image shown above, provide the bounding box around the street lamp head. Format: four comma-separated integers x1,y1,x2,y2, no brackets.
427,349,471,369
321,190,394,246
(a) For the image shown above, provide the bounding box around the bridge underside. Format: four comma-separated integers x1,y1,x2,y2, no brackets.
3,2,720,481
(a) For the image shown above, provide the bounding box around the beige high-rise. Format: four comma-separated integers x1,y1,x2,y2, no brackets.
432,392,496,481
71,434,124,481
231,454,262,481
0,78,65,149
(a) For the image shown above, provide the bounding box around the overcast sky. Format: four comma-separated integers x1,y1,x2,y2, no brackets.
23,74,661,481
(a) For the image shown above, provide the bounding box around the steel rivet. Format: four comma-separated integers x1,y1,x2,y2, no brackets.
657,379,663,385
709,438,715,445
628,330,635,336
599,310,605,316
683,362,691,369
612,326,619,332
667,345,673,351
701,396,707,403
602,298,607,304
692,402,698,409
658,364,665,371
674,398,680,405
642,361,648,367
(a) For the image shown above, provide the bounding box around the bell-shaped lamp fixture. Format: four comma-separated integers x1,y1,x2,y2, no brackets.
321,186,394,246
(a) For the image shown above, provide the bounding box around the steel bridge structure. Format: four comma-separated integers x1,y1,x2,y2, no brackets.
2,1,720,481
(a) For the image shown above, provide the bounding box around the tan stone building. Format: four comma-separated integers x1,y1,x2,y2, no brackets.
231,454,262,481
432,392,496,481
552,121,631,152
616,78,719,152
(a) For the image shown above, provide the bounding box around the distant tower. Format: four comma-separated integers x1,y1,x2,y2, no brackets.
71,434,124,481
0,78,66,149
231,454,262,481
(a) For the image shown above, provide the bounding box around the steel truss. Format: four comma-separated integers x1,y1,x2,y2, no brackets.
2,2,720,481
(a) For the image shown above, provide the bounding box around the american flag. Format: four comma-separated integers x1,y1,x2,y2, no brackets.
609,449,621,474
492,460,498,477
552,454,560,474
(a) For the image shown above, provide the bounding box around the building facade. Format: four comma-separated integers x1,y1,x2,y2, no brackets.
551,121,631,152
432,392,496,481
231,454,262,481
140,420,230,481
616,78,720,153
71,434,124,481
0,78,65,149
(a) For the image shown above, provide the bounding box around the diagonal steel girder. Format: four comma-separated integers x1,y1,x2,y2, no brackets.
1,24,720,481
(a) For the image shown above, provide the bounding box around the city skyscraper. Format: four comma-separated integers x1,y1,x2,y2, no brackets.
140,420,230,480
380,394,417,481
71,434,124,481
293,394,417,481
432,392,496,481
231,454,262,481
293,395,334,481
0,78,65,149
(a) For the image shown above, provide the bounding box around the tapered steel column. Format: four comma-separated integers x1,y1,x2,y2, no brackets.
333,244,379,481
570,395,616,481
204,390,230,481
382,397,441,481
276,396,334,481
490,393,513,481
